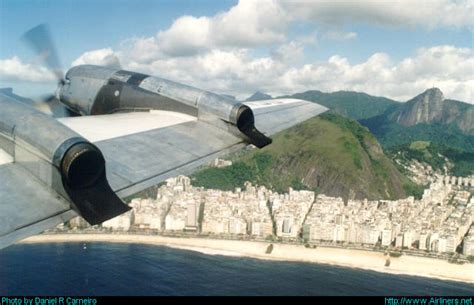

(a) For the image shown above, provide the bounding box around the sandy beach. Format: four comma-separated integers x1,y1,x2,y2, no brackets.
20,234,474,284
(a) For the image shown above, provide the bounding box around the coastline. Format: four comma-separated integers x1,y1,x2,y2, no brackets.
20,233,474,284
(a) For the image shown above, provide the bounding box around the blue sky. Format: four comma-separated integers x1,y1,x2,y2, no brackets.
0,0,472,102
0,0,236,68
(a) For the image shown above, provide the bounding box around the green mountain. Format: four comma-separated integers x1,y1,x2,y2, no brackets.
360,89,474,152
284,90,399,120
360,119,474,152
388,141,474,177
387,88,473,135
277,88,473,154
192,113,418,201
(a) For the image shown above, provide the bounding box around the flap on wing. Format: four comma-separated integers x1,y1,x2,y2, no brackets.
0,163,77,249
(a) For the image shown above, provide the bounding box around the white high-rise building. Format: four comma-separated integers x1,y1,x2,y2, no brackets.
381,229,392,246
463,234,474,256
403,231,413,248
419,233,429,250
186,202,199,228
102,211,133,231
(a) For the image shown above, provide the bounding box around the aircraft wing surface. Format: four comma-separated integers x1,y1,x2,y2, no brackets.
244,98,328,135
0,161,77,249
59,98,327,198
0,98,326,249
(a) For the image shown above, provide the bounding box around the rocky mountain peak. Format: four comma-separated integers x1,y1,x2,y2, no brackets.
411,87,444,105
395,88,445,126
387,87,473,135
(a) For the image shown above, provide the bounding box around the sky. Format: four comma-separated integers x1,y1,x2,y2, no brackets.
0,0,472,103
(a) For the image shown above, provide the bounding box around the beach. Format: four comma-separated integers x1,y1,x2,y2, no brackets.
20,234,474,284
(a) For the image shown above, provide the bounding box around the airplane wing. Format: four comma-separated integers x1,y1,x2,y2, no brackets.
0,97,326,249
58,98,327,198
0,161,77,248
2,25,329,250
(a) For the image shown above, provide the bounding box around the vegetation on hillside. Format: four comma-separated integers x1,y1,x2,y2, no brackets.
388,141,474,177
192,113,418,200
283,89,473,153
286,90,398,120
360,115,474,153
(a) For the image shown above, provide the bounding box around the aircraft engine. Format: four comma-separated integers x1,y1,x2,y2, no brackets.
58,65,272,148
0,93,130,224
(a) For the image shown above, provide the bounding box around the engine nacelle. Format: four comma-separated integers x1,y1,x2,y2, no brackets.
0,93,130,224
59,65,271,148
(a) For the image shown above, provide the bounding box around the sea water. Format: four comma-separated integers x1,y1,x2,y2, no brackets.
0,243,472,296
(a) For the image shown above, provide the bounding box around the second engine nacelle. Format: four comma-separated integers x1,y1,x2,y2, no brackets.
59,65,271,148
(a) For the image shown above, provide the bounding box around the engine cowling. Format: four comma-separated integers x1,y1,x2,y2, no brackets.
59,65,271,148
0,93,130,224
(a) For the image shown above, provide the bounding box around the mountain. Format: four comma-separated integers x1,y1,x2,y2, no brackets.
360,88,474,152
361,119,474,152
388,88,473,135
285,90,399,120
285,88,472,134
387,141,474,177
192,113,418,201
246,91,272,101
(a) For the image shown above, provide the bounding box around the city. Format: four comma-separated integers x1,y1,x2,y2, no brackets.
57,168,474,261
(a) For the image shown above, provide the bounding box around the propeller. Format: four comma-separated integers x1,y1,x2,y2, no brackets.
21,23,65,85
21,24,76,117
31,94,74,117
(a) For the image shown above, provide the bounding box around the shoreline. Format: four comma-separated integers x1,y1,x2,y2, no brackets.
20,233,474,284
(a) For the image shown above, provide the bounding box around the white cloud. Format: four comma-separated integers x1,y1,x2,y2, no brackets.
275,45,473,102
127,0,288,59
156,16,212,56
6,0,472,105
71,48,121,68
272,41,304,63
0,56,55,83
296,33,318,45
123,0,472,64
120,37,160,64
325,30,357,41
210,0,288,47
66,0,472,103
116,45,472,103
282,0,473,29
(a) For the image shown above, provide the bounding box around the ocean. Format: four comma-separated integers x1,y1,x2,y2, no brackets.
0,242,472,296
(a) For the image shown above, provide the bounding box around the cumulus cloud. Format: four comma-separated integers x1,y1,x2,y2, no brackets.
325,30,357,41
272,41,305,63
283,45,473,102
0,48,121,85
211,0,288,47
115,45,472,102
0,56,55,82
71,48,121,68
122,0,472,64
156,16,212,56
126,0,288,59
56,0,474,103
282,0,473,29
